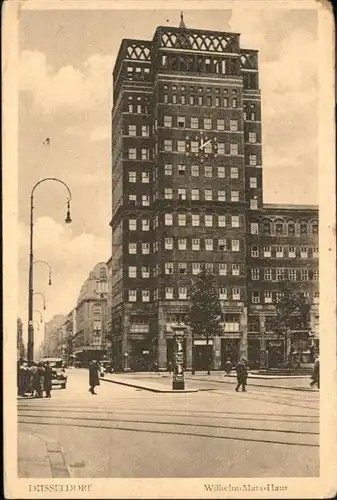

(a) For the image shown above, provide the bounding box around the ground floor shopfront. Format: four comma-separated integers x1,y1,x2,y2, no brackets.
109,301,249,371
109,302,319,371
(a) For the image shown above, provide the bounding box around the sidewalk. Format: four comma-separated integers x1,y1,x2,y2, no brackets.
101,371,316,393
18,430,70,478
101,373,198,393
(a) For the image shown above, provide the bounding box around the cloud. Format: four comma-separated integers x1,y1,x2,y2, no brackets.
90,125,110,142
20,51,115,114
18,217,110,328
64,123,110,142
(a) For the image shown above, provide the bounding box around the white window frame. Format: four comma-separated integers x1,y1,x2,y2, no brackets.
142,171,150,183
219,263,227,276
164,164,172,176
232,239,240,252
178,214,186,226
205,215,213,227
142,219,150,231
165,238,173,250
231,191,239,202
128,242,137,254
165,214,173,226
251,223,259,234
178,238,187,250
192,239,200,251
142,243,150,255
192,214,200,226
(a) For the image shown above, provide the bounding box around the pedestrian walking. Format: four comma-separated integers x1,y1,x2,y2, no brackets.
43,361,53,398
33,362,45,398
310,357,320,389
224,358,232,376
89,360,100,395
167,360,173,374
235,357,248,392
18,361,28,396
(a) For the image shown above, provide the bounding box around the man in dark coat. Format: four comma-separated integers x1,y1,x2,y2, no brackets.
235,357,248,392
43,361,53,398
89,360,100,395
34,362,45,398
310,358,320,389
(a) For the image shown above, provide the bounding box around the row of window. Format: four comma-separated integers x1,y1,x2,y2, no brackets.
250,221,318,236
127,192,257,206
128,262,242,278
128,165,254,182
127,104,150,115
128,286,244,302
127,148,153,160
251,245,319,259
251,268,318,281
161,163,248,178
127,288,319,304
251,291,319,304
128,214,243,230
125,264,318,281
126,124,151,137
162,84,240,95
128,237,241,253
127,240,319,255
160,139,243,156
162,93,239,109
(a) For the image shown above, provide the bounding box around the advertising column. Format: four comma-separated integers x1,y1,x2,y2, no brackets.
172,325,185,390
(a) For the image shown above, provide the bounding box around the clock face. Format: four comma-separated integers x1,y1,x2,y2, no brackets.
199,138,212,150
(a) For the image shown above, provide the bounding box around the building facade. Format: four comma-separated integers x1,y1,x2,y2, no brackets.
72,262,108,365
43,314,66,358
109,18,319,371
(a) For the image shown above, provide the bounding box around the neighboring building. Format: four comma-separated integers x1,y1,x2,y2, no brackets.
43,314,66,357
109,17,319,371
102,257,113,361
17,317,25,359
63,309,77,364
72,262,108,365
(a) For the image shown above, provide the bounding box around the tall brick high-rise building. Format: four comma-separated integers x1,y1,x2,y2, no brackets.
109,16,318,371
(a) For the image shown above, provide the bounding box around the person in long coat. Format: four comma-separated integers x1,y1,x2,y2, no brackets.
224,358,233,376
34,362,45,398
43,361,53,398
235,357,248,392
89,360,100,395
310,358,320,389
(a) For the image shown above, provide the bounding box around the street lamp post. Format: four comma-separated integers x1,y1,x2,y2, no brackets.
33,260,53,286
33,292,47,310
34,309,43,323
27,178,72,363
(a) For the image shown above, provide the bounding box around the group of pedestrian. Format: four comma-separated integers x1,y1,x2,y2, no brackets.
17,358,53,398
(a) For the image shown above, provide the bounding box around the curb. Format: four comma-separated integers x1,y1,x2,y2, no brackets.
190,377,317,392
101,376,317,393
101,377,198,393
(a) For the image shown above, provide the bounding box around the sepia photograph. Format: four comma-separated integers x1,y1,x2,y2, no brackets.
3,0,336,498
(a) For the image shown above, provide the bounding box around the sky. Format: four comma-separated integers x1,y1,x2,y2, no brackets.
17,6,319,347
